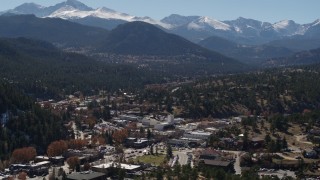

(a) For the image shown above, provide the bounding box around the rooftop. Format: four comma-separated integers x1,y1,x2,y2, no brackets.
93,163,140,170
203,159,231,167
67,171,106,180
186,131,211,136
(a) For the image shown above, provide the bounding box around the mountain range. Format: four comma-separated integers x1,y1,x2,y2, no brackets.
1,0,319,68
2,0,319,45
0,14,246,79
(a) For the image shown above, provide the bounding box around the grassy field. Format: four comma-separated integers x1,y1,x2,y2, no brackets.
135,154,166,166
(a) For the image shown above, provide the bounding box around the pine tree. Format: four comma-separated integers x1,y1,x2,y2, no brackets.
282,137,288,149
147,128,152,139
166,144,173,159
276,137,282,151
242,130,249,150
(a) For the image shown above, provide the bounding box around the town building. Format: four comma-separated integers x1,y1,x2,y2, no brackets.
67,171,106,180
92,163,141,177
183,131,211,140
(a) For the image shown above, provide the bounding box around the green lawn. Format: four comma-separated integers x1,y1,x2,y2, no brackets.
135,155,166,166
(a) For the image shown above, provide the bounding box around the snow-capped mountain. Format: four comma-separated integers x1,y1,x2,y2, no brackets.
2,0,170,29
223,17,271,35
311,19,320,27
4,2,46,16
2,0,319,44
303,19,320,38
272,20,306,35
161,14,199,28
187,16,231,31
162,15,232,32
162,14,320,44
2,0,92,17
47,6,171,29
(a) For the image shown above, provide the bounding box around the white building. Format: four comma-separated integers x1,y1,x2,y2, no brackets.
119,115,141,122
141,117,160,127
183,131,211,140
92,163,141,173
205,127,219,133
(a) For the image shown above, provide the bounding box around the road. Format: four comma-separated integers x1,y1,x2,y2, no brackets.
296,135,313,145
275,153,297,160
172,149,194,167
173,151,189,166
71,121,84,140
222,150,242,175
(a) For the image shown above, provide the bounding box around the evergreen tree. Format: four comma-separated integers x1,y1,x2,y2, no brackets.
264,134,271,145
173,164,181,178
147,128,152,140
242,130,249,150
282,137,288,149
140,127,145,138
156,166,163,180
118,168,125,180
276,137,282,151
166,144,173,159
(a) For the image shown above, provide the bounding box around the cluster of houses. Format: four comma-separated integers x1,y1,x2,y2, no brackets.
31,92,320,179
6,148,106,179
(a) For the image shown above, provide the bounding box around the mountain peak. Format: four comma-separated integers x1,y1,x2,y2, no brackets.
236,16,248,20
11,2,45,15
66,0,80,3
15,3,44,9
196,16,231,31
56,0,92,11
161,14,199,27
65,0,86,6
235,16,260,22
311,19,320,26
97,7,116,13
273,19,297,30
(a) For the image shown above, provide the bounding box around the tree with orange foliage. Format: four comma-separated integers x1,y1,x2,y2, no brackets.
11,147,37,163
91,135,106,145
66,156,80,171
47,140,68,157
127,122,137,130
17,172,27,180
112,129,129,144
68,139,87,150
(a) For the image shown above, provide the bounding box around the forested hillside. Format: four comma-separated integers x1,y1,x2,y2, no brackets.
0,81,67,159
265,47,320,67
141,64,320,118
0,14,109,47
0,37,163,99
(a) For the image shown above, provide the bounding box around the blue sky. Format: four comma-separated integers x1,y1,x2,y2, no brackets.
1,0,319,24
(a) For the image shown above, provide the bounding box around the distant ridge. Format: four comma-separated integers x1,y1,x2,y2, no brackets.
0,14,109,47
2,0,320,44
